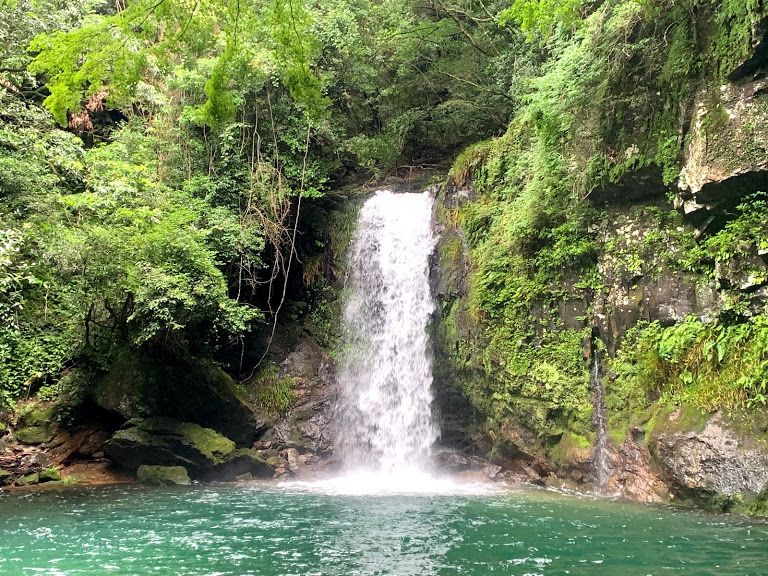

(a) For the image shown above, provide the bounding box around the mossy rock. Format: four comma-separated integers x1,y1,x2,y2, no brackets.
0,469,12,485
14,402,57,445
14,426,55,445
136,465,191,486
104,417,236,477
38,468,62,483
91,350,265,445
17,472,39,486
0,421,8,435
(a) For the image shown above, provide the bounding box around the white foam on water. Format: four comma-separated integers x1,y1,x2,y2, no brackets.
276,470,503,497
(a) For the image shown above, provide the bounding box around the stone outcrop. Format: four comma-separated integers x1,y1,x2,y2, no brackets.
678,80,768,222
13,402,57,446
137,465,191,486
92,351,266,446
104,417,236,476
651,411,768,499
271,339,337,454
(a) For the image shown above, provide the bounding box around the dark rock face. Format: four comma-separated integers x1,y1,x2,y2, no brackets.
588,163,667,205
271,339,337,454
93,351,267,446
104,417,236,476
198,449,274,482
651,412,768,498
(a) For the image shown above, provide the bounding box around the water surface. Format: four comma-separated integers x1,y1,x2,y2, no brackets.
1,483,765,575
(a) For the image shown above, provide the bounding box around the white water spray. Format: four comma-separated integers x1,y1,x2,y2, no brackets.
282,188,499,495
336,189,439,475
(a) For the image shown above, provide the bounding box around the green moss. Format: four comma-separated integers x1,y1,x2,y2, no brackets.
550,431,593,469
38,467,62,482
138,418,236,463
0,469,12,485
17,472,39,486
136,465,191,486
242,363,295,417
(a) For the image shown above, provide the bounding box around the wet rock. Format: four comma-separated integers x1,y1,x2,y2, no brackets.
523,466,544,486
284,448,302,472
199,448,273,482
136,465,191,486
433,449,473,472
48,428,111,466
17,472,39,486
13,402,57,446
483,464,503,480
270,339,337,454
604,440,669,503
104,417,236,476
20,452,51,469
651,412,768,498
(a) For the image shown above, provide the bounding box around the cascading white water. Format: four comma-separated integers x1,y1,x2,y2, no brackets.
336,189,438,475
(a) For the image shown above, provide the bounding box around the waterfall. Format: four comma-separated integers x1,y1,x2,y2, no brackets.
591,341,609,487
336,189,438,474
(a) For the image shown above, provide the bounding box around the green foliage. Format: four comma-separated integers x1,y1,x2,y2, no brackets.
613,317,768,412
245,363,295,416
499,0,584,42
441,0,768,451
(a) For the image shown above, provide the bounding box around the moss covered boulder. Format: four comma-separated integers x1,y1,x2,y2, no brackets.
104,417,236,477
0,469,12,485
92,350,265,445
16,472,39,486
38,468,62,483
136,465,191,486
14,402,57,445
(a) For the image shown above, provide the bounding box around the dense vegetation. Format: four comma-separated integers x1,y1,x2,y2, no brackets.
0,0,529,411
437,0,768,461
1,0,767,487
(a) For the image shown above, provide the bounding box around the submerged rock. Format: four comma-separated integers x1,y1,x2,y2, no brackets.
137,465,191,486
104,417,236,476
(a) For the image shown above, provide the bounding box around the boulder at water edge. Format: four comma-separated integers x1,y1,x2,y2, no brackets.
13,402,57,445
137,465,191,486
104,417,236,477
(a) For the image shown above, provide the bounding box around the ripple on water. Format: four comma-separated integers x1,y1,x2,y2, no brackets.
1,484,767,575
